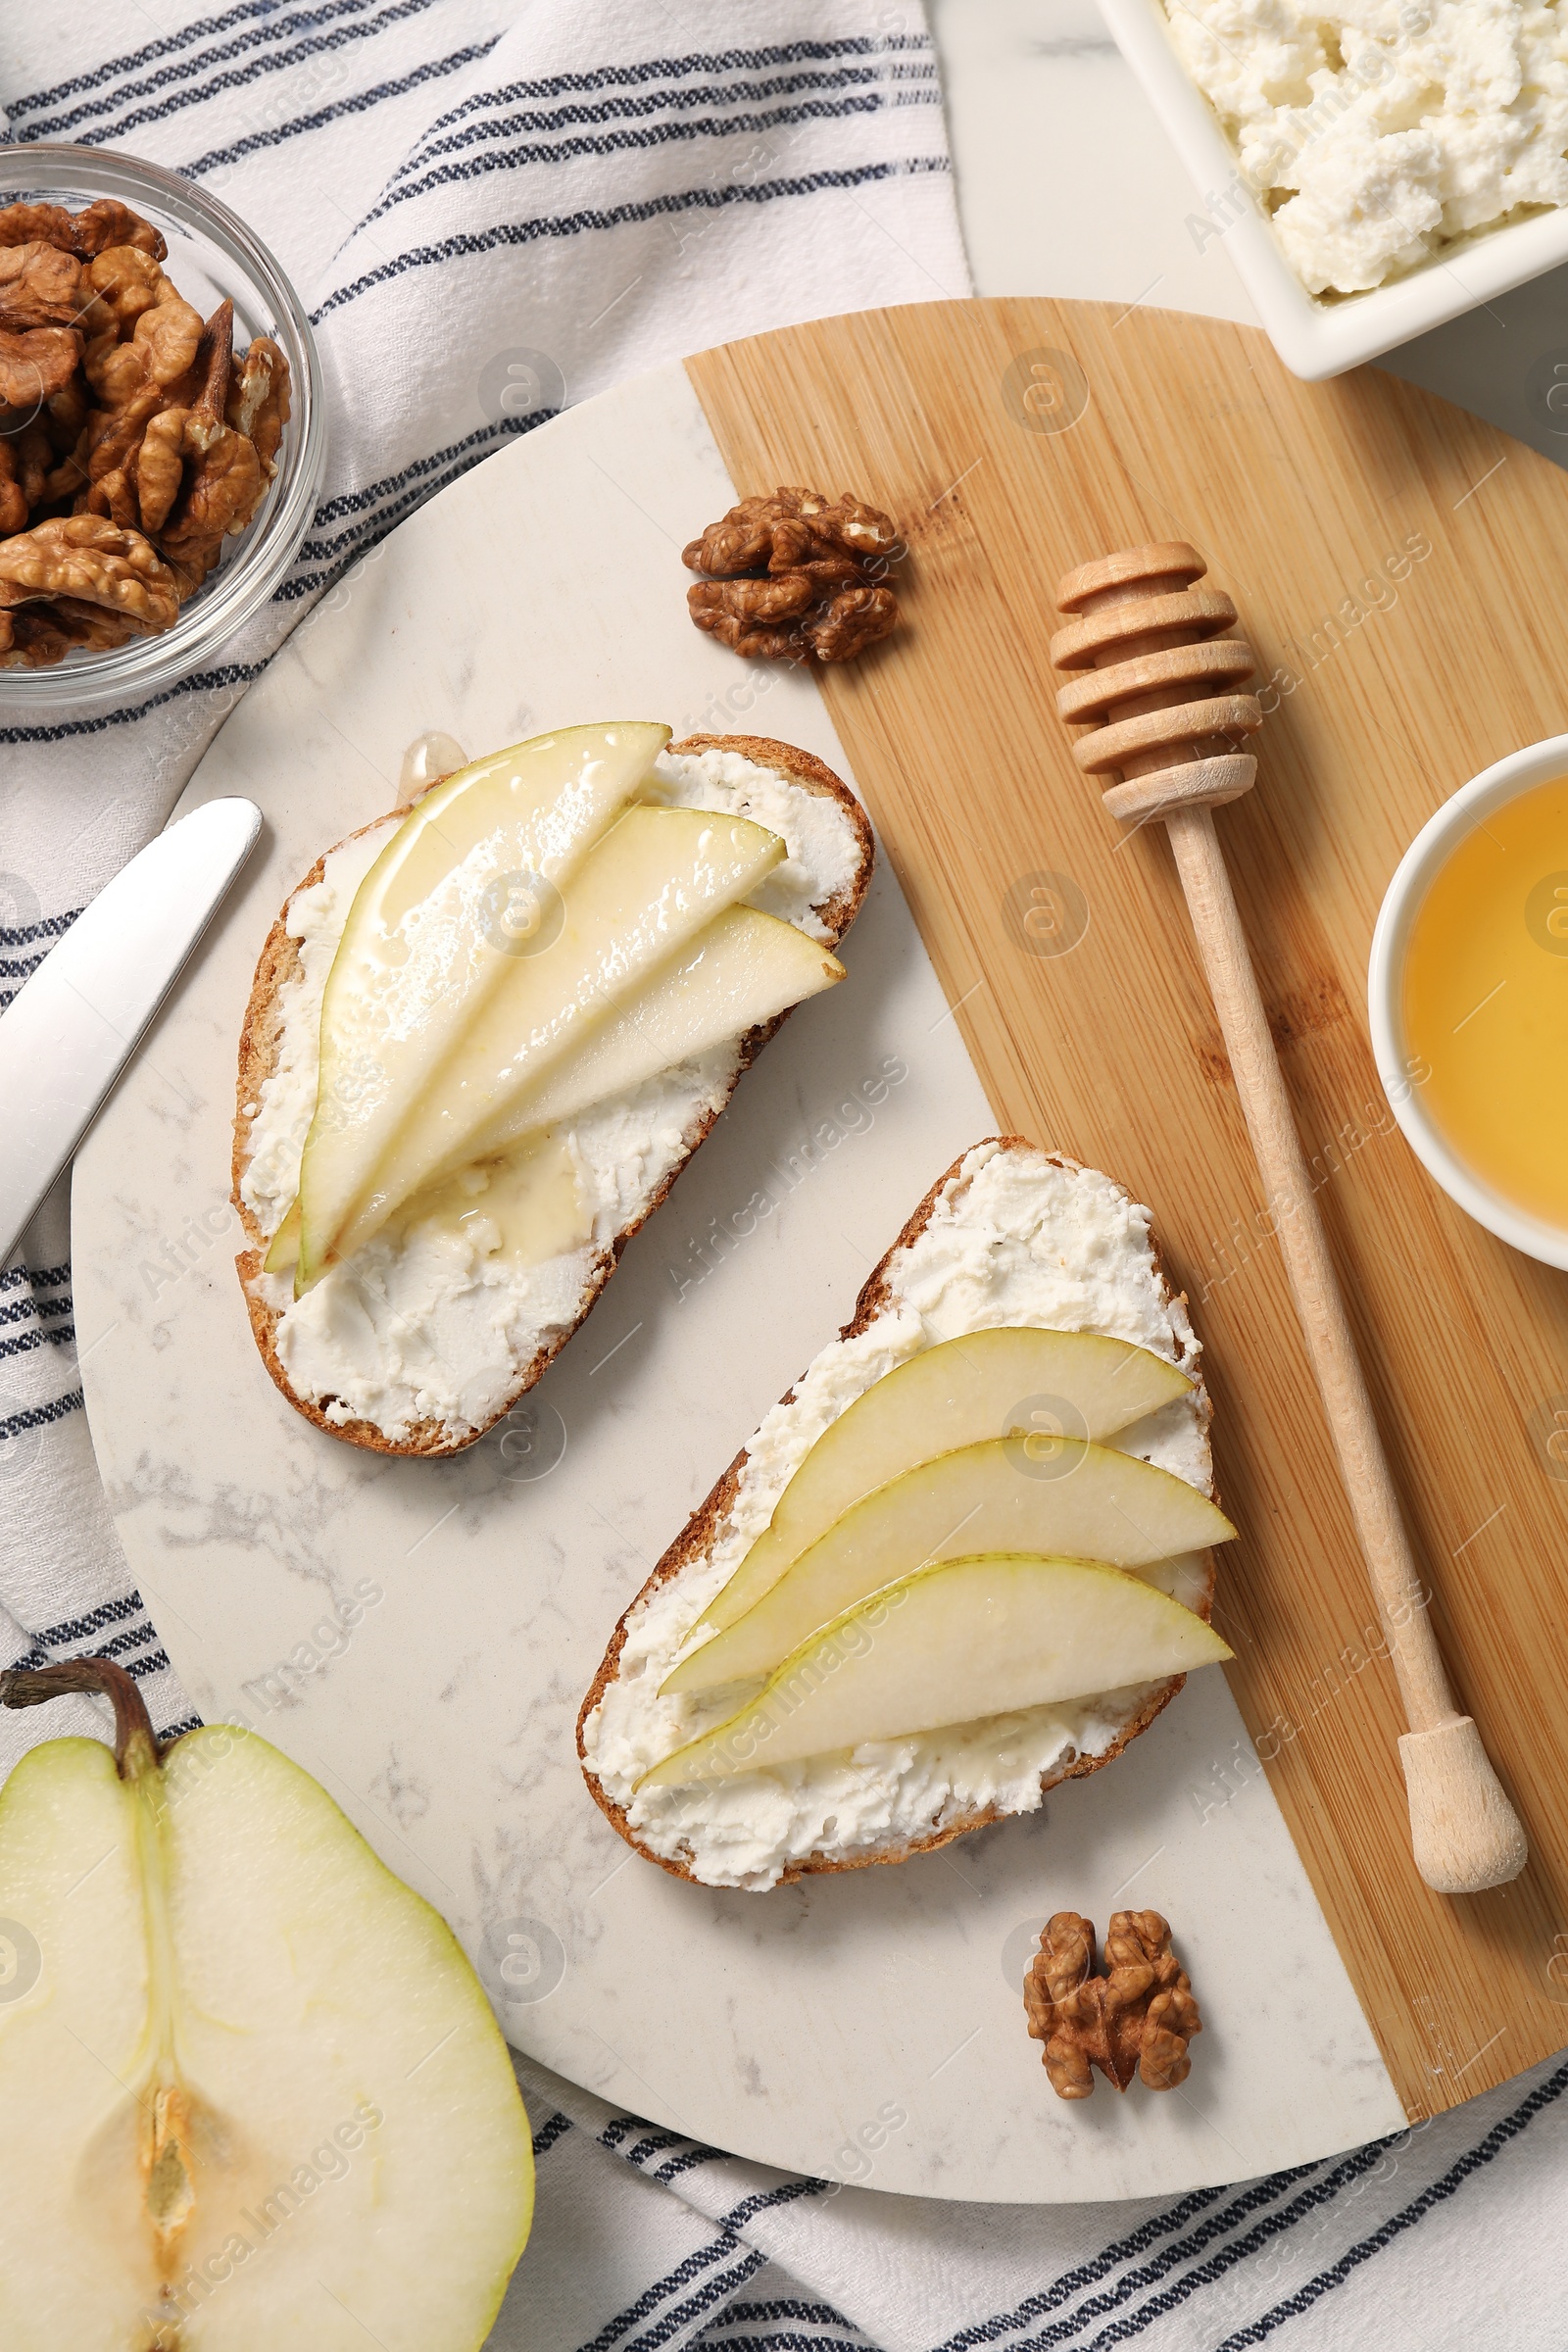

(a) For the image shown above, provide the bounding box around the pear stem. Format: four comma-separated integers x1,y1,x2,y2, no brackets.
0,1656,161,1781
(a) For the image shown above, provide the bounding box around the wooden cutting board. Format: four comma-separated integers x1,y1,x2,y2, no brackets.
689,298,1568,2126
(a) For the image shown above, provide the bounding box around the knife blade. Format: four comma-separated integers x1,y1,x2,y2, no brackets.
0,797,263,1266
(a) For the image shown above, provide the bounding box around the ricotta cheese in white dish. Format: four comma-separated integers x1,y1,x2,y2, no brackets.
238,747,863,1444
581,1140,1219,1892
1166,0,1568,295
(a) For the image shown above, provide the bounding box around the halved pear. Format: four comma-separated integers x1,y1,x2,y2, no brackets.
0,1660,532,2351
699,1329,1194,1639
641,1552,1233,1787
298,721,666,1288
311,806,786,1279
663,1437,1234,1694
455,906,845,1166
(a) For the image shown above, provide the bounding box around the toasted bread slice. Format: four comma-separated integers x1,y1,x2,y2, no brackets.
578,1138,1220,1890
231,734,873,1456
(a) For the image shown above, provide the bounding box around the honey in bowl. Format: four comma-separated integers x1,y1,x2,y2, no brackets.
1401,774,1568,1229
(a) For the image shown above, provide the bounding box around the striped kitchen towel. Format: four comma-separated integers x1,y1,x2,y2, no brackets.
0,8,1555,2351
495,2039,1568,2352
0,0,968,1757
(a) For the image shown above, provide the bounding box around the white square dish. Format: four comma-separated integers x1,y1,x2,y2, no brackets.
1098,0,1568,379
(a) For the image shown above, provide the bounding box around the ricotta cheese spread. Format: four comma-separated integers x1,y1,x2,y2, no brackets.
238,747,863,1443
581,1140,1218,1891
1166,0,1568,294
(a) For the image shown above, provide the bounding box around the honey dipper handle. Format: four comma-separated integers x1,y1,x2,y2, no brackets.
1165,807,1527,1894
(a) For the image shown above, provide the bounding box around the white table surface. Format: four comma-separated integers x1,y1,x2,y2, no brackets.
74,9,1554,2203
930,0,1568,465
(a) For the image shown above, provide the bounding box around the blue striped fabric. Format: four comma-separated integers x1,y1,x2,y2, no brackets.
7,10,1546,2352
181,38,502,176
0,7,974,2345
0,0,969,1768
310,155,953,324
13,0,454,146
504,2039,1568,2352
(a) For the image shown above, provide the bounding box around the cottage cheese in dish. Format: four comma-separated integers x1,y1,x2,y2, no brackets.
1166,0,1568,294
237,747,863,1443
581,1141,1219,1891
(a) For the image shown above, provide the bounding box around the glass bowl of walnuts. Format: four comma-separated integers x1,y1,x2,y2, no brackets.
0,143,323,712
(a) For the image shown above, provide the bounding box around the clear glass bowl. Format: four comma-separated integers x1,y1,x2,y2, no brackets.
0,143,324,715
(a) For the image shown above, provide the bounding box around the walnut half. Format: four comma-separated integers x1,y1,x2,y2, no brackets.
0,199,166,262
682,484,901,664
0,513,179,637
1023,1910,1202,2099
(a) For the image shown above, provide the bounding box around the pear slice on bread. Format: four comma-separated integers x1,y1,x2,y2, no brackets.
447,906,844,1173
578,1138,1228,1891
640,1554,1233,1788
231,732,872,1456
691,1325,1196,1641
662,1435,1234,1696
296,722,669,1290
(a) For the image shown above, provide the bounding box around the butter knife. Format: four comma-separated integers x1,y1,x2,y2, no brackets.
0,798,262,1266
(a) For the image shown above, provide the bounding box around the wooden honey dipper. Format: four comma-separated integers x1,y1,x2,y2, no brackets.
1051,541,1527,1895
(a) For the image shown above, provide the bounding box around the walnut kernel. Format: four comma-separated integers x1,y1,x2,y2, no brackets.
683,484,901,664
0,200,166,262
0,326,81,410
1024,1909,1201,2099
0,513,179,634
0,242,87,333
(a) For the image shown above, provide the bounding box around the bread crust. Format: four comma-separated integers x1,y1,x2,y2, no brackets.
230,734,874,1457
576,1137,1218,1886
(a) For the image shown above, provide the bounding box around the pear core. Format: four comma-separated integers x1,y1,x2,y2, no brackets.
642,1553,1234,1788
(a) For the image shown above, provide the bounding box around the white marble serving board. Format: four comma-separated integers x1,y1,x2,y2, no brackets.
71,358,1405,2199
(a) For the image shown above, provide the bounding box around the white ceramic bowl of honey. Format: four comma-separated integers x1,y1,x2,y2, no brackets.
1370,734,1568,1269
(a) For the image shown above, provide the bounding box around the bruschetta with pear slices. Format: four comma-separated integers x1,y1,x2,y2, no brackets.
232,727,872,1454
